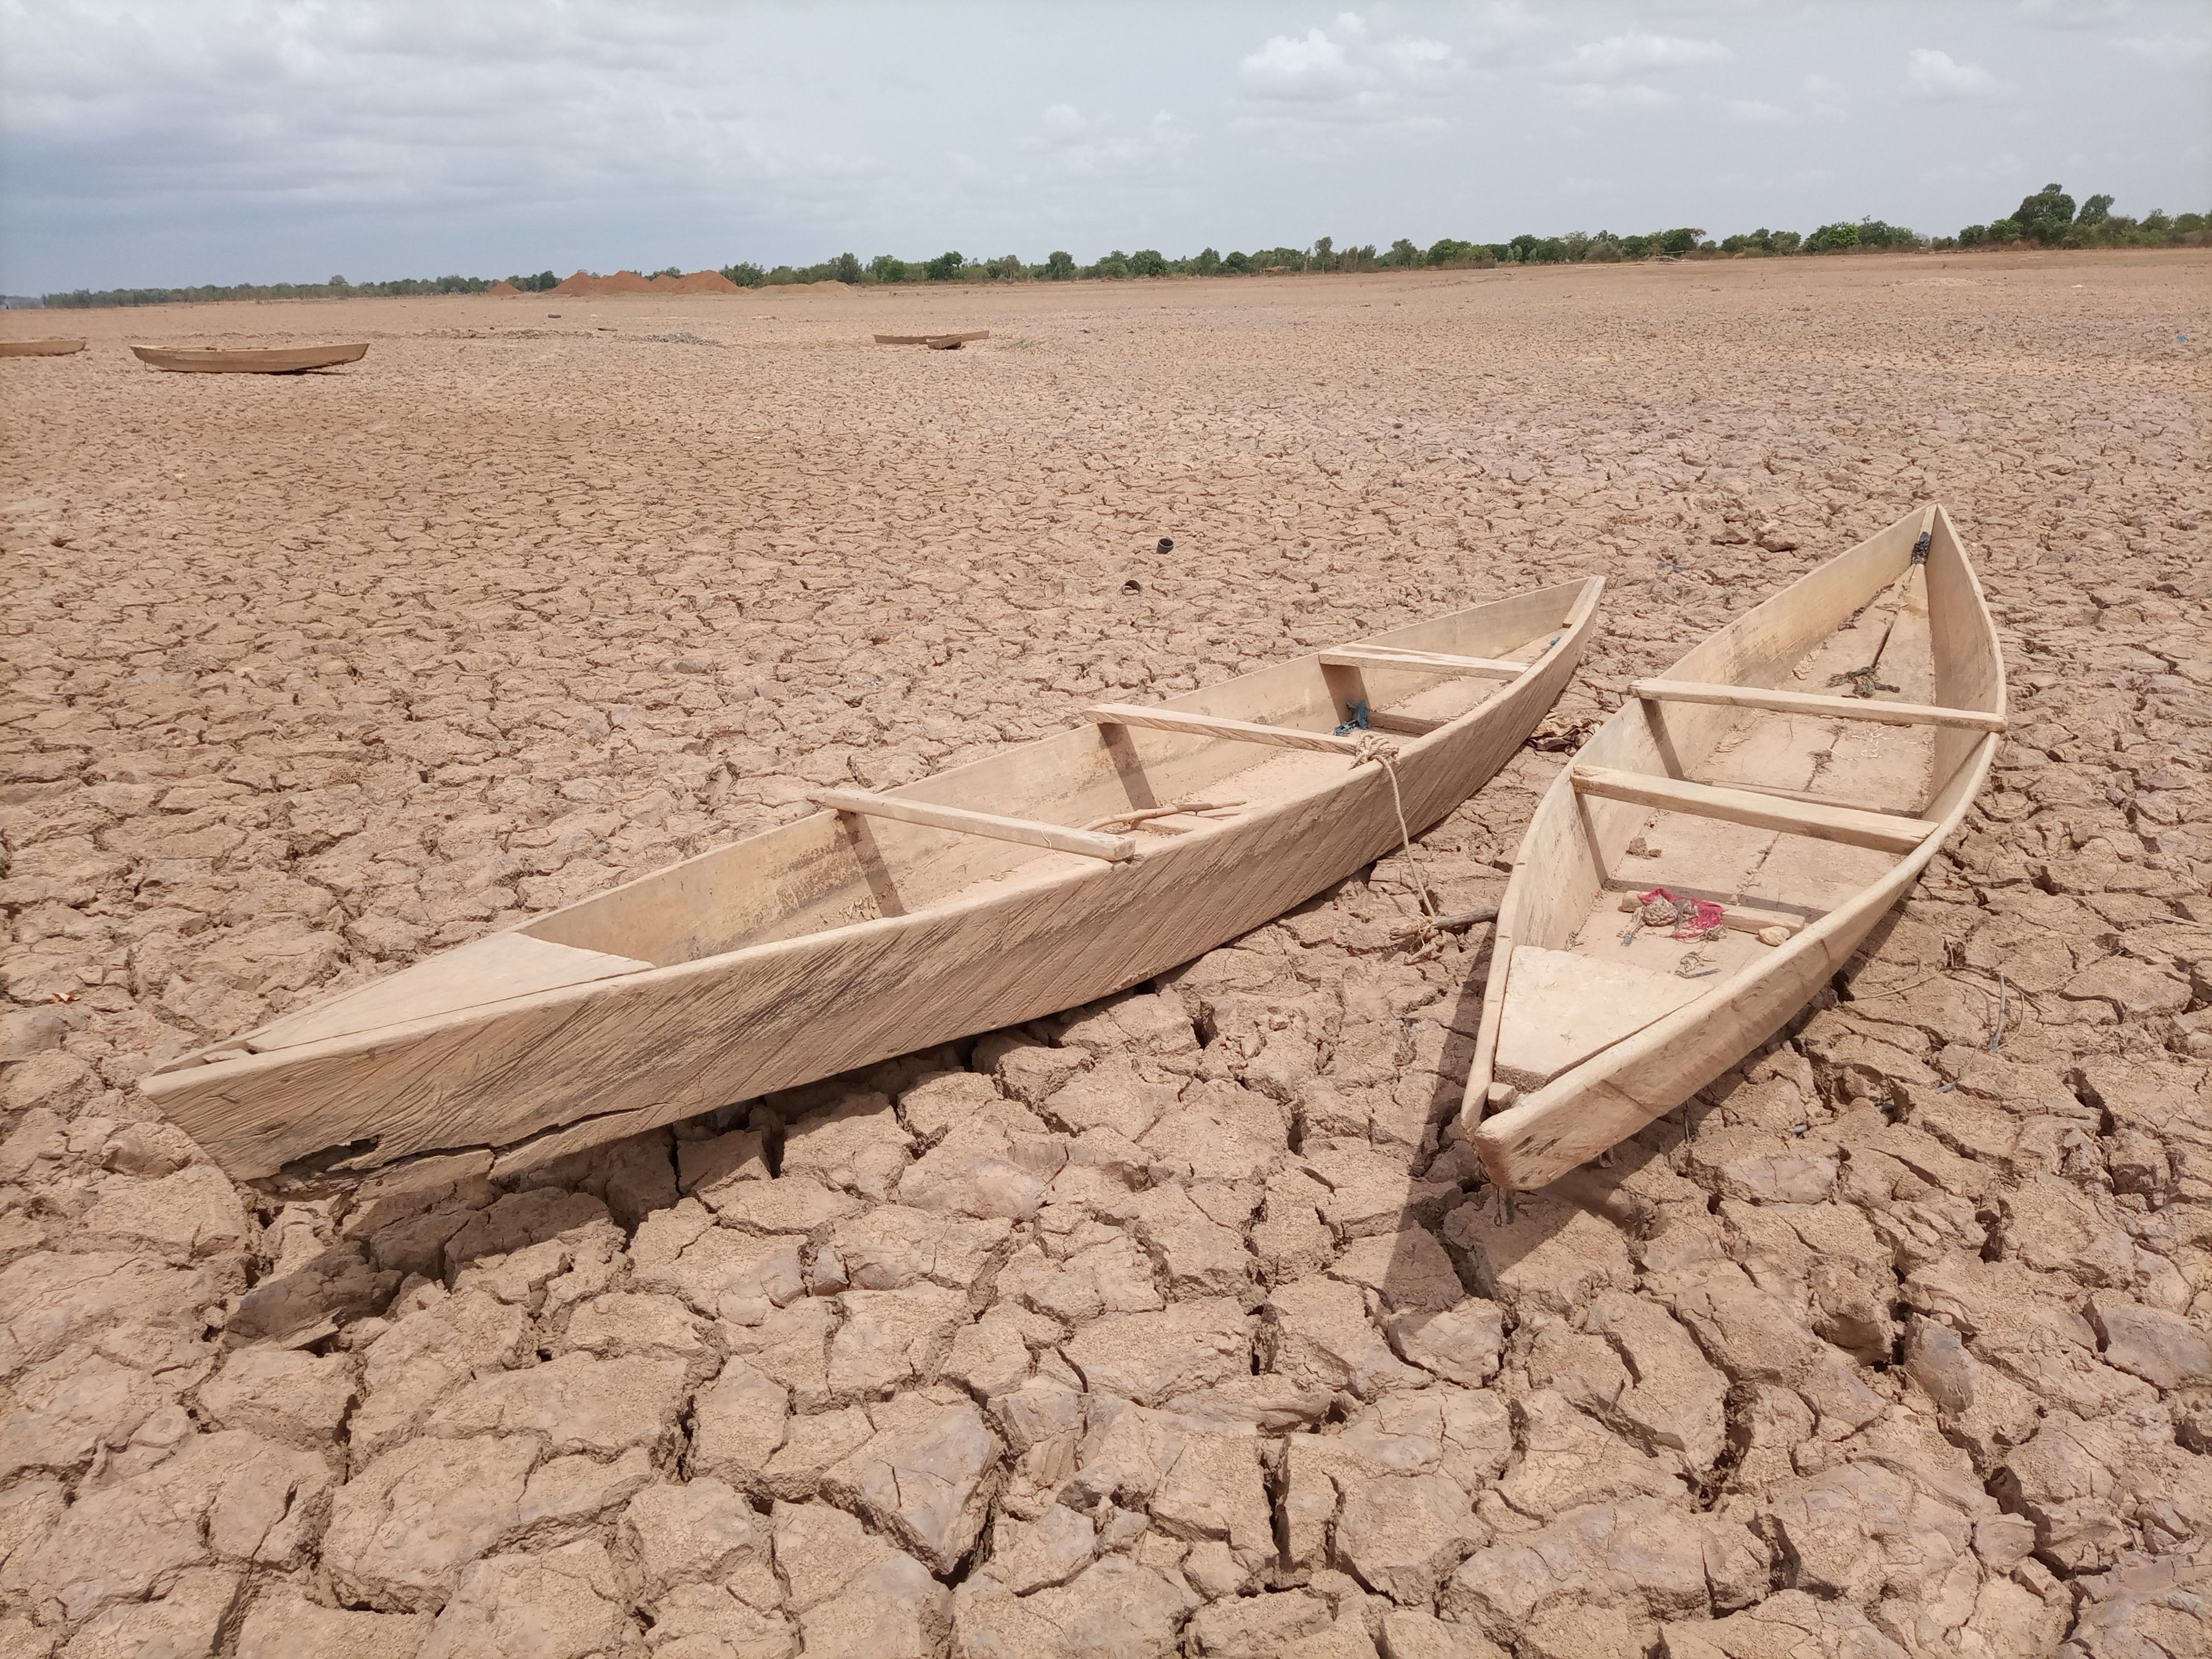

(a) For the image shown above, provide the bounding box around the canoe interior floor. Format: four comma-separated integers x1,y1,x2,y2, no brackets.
1507,575,1936,1089
927,628,1555,913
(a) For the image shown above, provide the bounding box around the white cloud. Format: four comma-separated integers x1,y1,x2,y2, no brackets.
1239,29,1357,100
1546,81,1679,110
1544,28,1726,113
2114,33,2212,69
1022,103,1186,178
1233,14,1467,137
1726,98,1789,122
1557,31,1732,81
1904,48,1999,99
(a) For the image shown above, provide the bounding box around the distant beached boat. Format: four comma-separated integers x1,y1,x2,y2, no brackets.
130,343,368,374
874,331,989,350
0,339,88,357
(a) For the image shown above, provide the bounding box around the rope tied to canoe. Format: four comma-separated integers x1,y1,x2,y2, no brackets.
1348,731,1444,939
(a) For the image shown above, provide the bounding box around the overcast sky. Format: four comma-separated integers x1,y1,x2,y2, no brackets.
2,0,2206,293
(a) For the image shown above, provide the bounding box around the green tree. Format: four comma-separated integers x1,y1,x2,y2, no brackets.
923,250,965,281
1224,250,1251,273
653,266,682,278
1805,222,1860,251
1093,250,1131,279
720,262,766,287
2011,183,2075,244
1659,226,1704,255
1044,250,1075,279
828,253,863,283
1129,248,1167,276
1186,247,1221,275
1983,217,2024,244
2075,193,2113,228
1309,235,1337,271
869,254,909,283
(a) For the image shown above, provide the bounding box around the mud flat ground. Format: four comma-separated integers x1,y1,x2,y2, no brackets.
1,249,2208,1658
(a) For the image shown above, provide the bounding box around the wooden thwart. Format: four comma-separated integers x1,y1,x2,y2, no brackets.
812,788,1134,862
1363,711,1442,738
1321,647,1527,680
1086,704,1365,755
1633,678,2005,733
1573,766,1937,854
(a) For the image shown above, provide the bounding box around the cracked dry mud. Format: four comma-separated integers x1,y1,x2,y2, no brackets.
1,250,2208,1658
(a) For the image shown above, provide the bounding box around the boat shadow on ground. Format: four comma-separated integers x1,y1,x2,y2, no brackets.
1368,925,1657,1360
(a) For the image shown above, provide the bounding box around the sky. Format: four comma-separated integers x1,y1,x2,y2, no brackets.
1,0,2206,294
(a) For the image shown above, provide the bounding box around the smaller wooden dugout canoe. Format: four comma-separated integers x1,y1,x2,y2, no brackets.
131,343,369,374
0,339,87,357
873,331,988,349
144,576,1602,1185
1466,505,2005,1190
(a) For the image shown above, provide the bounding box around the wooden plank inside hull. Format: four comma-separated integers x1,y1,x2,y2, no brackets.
1320,648,1527,679
1571,767,1937,854
812,788,1135,862
1632,680,2005,731
1085,704,1366,755
244,933,654,1054
1493,945,1707,1091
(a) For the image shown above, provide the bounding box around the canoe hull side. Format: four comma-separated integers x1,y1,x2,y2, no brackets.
1466,506,2005,1189
1471,729,1997,1188
147,582,1601,1181
130,345,369,373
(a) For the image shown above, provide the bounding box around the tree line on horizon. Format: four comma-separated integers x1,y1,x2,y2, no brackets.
35,184,2206,308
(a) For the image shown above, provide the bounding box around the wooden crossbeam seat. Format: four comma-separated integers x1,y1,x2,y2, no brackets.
1320,647,1529,680
1085,704,1365,755
1570,767,1938,855
1633,679,2005,733
813,789,1135,862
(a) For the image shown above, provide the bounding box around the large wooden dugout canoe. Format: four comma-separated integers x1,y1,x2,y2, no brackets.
130,343,368,373
145,576,1603,1183
0,339,87,357
1466,506,2004,1190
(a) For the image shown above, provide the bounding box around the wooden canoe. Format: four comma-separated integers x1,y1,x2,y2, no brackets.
130,343,368,373
143,578,1602,1185
873,331,989,349
0,339,87,357
1466,505,2004,1189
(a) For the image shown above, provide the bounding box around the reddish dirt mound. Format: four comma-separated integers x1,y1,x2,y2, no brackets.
668,270,741,295
486,280,521,296
592,270,655,295
545,270,599,296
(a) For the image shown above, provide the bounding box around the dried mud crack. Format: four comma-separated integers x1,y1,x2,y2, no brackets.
2,252,2208,1657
